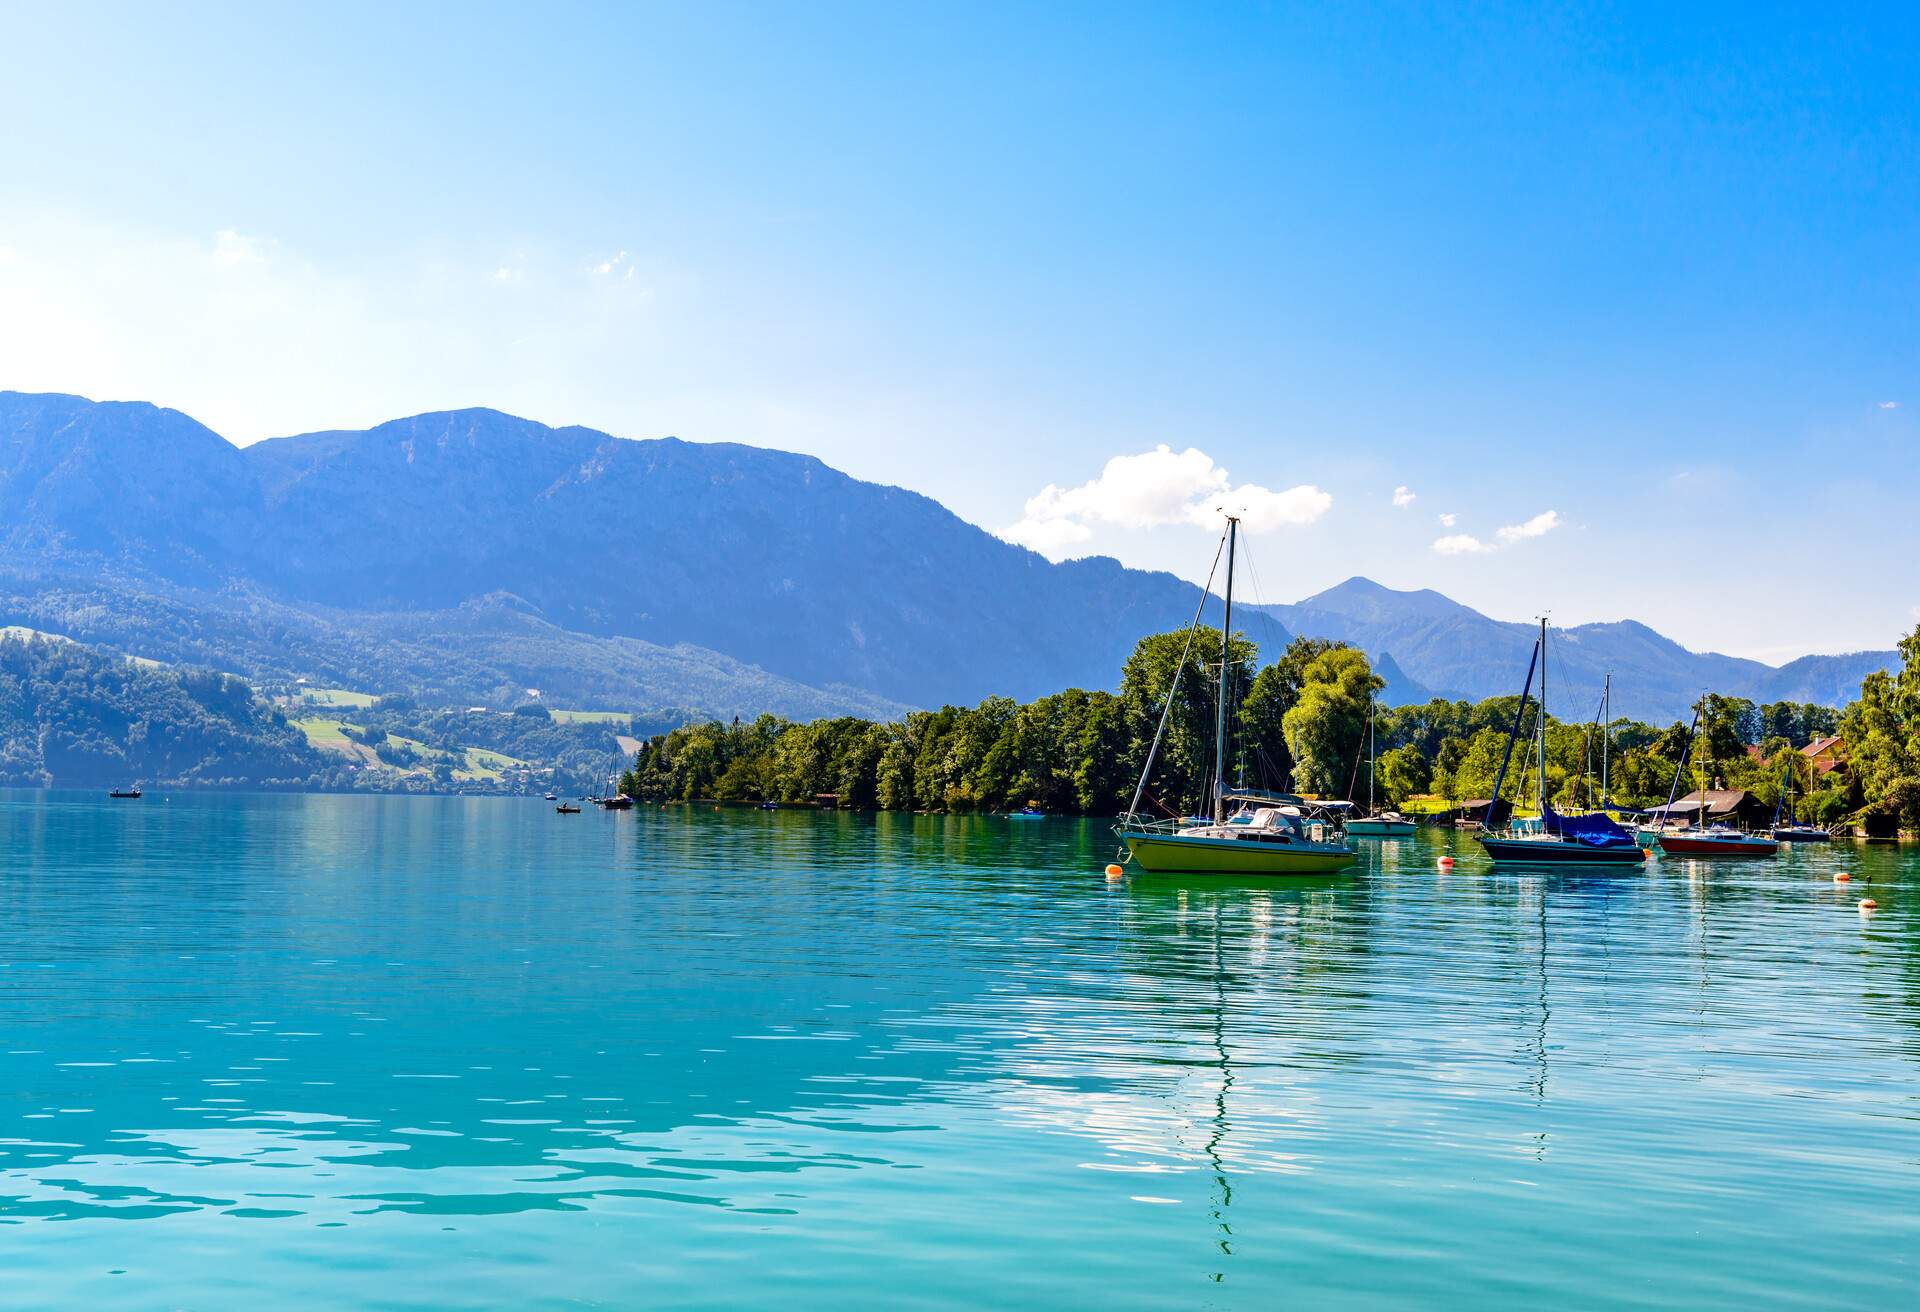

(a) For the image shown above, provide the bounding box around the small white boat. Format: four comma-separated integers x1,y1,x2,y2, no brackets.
1347,811,1416,837
1347,692,1415,837
1634,822,1683,849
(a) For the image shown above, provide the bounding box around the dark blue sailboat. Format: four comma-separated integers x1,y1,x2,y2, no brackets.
1476,620,1646,868
1769,756,1831,843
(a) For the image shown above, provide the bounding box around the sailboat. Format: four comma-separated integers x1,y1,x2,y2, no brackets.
1648,696,1777,856
1347,692,1415,837
1477,621,1646,867
595,771,634,810
1769,756,1831,843
1115,516,1358,877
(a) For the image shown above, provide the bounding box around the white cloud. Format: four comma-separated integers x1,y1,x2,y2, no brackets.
1229,482,1335,532
1391,485,1416,508
210,228,272,267
1496,509,1560,543
0,208,686,445
1002,443,1331,559
1880,400,1899,410
1003,513,1093,556
592,249,629,276
1432,508,1560,556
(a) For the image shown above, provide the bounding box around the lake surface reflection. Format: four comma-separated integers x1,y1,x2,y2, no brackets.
1,792,1915,1308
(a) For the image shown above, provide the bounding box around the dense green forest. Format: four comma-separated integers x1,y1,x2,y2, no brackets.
11,616,1920,833
0,635,327,788
0,634,635,792
617,626,1908,830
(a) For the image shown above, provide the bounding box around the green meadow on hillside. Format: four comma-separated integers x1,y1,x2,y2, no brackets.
550,709,632,726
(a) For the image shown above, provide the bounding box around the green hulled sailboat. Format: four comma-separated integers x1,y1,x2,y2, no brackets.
1114,516,1359,877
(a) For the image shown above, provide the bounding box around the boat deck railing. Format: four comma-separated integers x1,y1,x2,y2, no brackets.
1116,810,1350,844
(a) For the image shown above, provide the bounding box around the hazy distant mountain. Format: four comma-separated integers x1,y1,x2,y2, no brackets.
1260,576,1893,723
0,392,1891,723
0,392,1285,716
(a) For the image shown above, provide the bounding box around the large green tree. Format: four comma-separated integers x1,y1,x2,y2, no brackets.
1238,635,1343,790
1280,647,1381,798
1839,625,1920,832
1120,627,1257,814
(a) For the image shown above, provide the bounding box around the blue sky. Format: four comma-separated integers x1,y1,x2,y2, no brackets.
1,2,1914,660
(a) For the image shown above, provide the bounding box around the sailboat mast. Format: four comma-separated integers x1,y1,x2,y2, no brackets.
1537,618,1548,815
1601,673,1611,810
1213,516,1238,823
1367,693,1376,814
1486,638,1539,829
1662,699,1701,828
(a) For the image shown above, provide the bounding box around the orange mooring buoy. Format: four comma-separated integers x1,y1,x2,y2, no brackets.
1834,871,1851,882
1859,897,1878,911
1105,863,1125,880
1438,855,1455,869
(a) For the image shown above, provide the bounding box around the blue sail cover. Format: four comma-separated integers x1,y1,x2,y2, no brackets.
1543,805,1636,847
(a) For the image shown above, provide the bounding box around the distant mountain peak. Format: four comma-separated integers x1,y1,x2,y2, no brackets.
1292,576,1472,623
0,391,1892,722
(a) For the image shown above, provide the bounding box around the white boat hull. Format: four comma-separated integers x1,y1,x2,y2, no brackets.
1347,817,1416,837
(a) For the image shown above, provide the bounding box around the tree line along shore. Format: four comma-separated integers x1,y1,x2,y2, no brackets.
620,627,1920,838
8,619,1919,837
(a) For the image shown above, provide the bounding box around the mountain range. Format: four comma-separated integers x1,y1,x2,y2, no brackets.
1257,578,1890,722
0,390,1893,724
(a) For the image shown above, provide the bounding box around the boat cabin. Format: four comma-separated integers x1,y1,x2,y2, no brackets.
1203,802,1336,845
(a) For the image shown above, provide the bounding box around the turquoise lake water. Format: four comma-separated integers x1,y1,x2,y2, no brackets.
0,791,1915,1309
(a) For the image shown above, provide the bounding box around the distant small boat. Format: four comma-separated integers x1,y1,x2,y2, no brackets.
555,803,581,814
1008,807,1045,819
544,792,557,801
758,801,779,810
1347,812,1416,837
592,773,633,809
108,786,142,799
1348,693,1416,837
1633,822,1677,849
1766,758,1829,842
